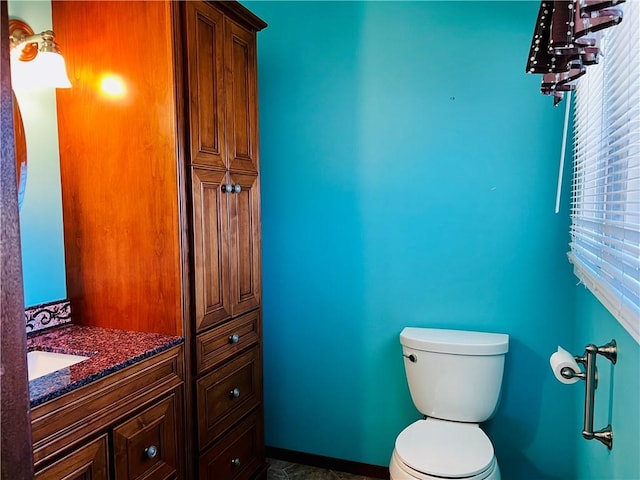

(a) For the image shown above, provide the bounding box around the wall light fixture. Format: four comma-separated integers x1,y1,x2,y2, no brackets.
9,19,71,90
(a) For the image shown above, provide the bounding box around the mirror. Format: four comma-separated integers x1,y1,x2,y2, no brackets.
12,91,27,209
10,0,69,310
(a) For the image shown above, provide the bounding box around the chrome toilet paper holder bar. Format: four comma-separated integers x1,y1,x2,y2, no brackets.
560,339,617,450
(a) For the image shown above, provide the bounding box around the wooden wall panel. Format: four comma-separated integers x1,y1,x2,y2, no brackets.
52,1,182,335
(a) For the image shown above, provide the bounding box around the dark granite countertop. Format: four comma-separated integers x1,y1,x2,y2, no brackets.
27,324,183,407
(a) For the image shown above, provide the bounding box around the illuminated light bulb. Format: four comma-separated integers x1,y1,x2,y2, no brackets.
99,74,127,99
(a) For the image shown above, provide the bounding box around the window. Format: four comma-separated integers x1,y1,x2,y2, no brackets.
569,0,640,342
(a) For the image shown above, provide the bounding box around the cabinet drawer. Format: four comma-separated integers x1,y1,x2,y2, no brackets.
35,434,109,480
113,394,180,480
198,410,264,480
197,346,262,450
196,310,260,374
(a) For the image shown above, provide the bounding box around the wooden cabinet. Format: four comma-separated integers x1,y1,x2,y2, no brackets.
184,2,267,478
191,168,261,332
185,1,260,176
51,0,266,477
187,0,262,334
32,347,184,480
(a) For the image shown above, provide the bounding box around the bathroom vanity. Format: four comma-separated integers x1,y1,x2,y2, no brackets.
43,1,267,478
28,325,184,479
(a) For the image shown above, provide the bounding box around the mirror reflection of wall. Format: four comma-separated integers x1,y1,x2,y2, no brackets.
8,0,67,307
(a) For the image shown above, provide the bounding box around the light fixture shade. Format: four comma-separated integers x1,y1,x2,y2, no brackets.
10,56,34,89
11,51,71,90
35,51,71,88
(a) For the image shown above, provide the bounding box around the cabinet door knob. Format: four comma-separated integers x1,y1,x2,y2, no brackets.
228,334,240,344
230,387,240,399
231,457,241,467
222,183,233,193
145,445,158,459
233,184,242,193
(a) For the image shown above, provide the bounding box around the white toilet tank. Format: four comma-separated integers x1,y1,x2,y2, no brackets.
400,327,509,423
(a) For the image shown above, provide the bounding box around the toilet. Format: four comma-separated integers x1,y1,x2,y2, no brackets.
390,327,509,480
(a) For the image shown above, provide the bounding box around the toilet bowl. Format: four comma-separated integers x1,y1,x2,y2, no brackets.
390,327,508,480
389,419,500,480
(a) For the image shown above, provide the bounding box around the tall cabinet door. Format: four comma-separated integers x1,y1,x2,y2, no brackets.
192,168,232,332
225,18,260,175
228,172,261,317
186,2,227,169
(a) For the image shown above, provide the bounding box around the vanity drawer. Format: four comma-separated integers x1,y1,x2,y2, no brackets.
35,434,109,480
196,310,260,374
198,410,264,480
197,346,262,450
113,393,180,480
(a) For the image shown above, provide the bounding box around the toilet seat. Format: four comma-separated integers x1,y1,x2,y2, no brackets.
394,418,496,479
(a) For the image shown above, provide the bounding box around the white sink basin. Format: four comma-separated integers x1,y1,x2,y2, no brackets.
27,351,90,381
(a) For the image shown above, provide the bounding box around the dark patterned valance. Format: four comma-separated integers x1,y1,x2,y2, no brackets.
526,0,625,105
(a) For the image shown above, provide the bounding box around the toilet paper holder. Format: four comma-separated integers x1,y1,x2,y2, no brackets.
561,340,617,450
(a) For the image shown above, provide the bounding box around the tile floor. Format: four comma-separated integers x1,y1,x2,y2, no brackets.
267,458,379,480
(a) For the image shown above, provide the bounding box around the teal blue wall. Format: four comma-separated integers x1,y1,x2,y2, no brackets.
247,1,578,478
8,0,67,307
14,0,637,477
573,288,640,479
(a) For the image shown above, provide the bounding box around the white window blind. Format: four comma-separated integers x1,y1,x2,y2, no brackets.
569,0,640,343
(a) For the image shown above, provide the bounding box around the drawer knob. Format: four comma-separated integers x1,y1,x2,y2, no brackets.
145,445,158,459
233,184,242,194
230,387,240,399
231,457,241,468
222,184,233,193
228,334,240,344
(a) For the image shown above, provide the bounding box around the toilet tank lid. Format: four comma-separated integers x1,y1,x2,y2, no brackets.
400,327,509,355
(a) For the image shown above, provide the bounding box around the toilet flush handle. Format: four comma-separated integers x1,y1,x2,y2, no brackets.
403,353,417,363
